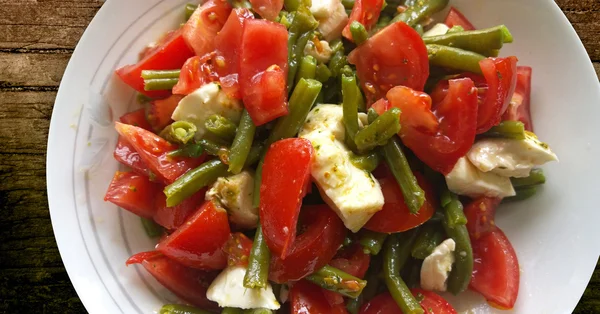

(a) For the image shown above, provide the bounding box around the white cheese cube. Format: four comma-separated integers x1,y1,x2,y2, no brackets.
446,157,516,198
206,171,257,229
420,239,456,292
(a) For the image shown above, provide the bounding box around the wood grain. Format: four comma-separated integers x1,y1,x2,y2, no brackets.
0,1,598,313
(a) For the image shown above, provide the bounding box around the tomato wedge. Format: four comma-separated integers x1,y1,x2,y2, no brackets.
147,94,184,131
153,188,207,230
114,122,205,183
239,19,289,126
119,108,152,131
364,172,436,233
126,251,218,310
342,0,384,42
157,200,230,270
104,171,160,219
359,291,457,314
463,197,502,240
250,0,283,21
291,280,349,314
223,232,254,267
475,57,518,133
348,22,429,104
115,29,194,98
269,205,346,283
502,66,533,131
182,0,232,57
260,138,314,259
444,7,476,31
172,54,219,95
113,137,154,180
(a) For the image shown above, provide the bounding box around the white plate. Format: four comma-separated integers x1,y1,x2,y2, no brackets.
47,0,600,313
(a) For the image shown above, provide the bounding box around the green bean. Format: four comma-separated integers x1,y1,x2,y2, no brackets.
481,120,526,140
144,78,179,91
167,143,204,158
284,0,301,11
347,296,363,314
278,11,293,28
184,4,198,21
426,44,485,74
511,168,546,188
252,157,265,208
350,151,381,172
342,74,360,151
414,24,424,37
306,265,367,298
440,190,467,228
411,224,443,259
244,223,271,289
381,136,425,213
367,108,379,124
198,138,230,164
205,115,237,142
243,309,273,314
447,25,465,33
375,14,392,31
359,230,388,255
141,69,181,80
350,21,369,45
342,0,355,9
423,25,513,56
355,108,401,152
221,309,243,314
164,159,229,207
315,63,332,83
383,232,423,314
441,198,473,295
391,0,448,26
230,0,253,9
228,110,256,174
160,121,197,145
287,12,318,92
328,50,348,78
141,217,163,238
160,304,211,314
504,186,538,202
245,144,263,167
296,55,318,83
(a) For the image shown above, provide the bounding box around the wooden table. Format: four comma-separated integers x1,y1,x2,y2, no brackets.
0,0,598,312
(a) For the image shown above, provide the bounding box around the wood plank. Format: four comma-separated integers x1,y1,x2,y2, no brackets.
0,53,69,88
556,0,600,61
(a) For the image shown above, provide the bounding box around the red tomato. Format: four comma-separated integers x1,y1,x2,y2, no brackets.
260,138,314,259
502,66,533,131
113,137,154,180
377,79,478,175
342,0,384,42
114,122,205,183
330,244,371,279
157,200,230,270
119,108,152,131
463,197,502,240
115,29,194,98
104,171,161,219
223,232,254,267
291,280,349,314
239,19,289,126
126,251,218,310
348,22,429,104
364,173,436,233
444,7,476,31
269,205,346,283
172,54,219,95
147,94,184,131
153,188,207,230
250,0,283,21
475,57,518,133
215,9,255,99
182,0,232,57
359,291,457,314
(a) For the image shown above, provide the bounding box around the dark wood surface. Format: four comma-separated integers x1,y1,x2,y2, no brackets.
0,0,598,313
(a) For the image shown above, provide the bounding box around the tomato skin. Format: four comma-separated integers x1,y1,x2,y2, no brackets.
147,94,184,131
114,122,205,183
224,232,254,267
182,0,232,57
250,0,283,21
157,200,230,270
104,171,161,219
113,137,154,180
348,22,429,104
239,19,289,126
330,244,371,279
269,205,346,283
291,280,349,314
172,54,219,95
475,57,518,133
364,173,435,233
126,251,219,310
502,66,533,131
463,197,502,240
359,291,457,314
119,108,152,131
116,29,194,98
342,0,384,42
444,7,476,31
153,188,207,230
260,138,313,259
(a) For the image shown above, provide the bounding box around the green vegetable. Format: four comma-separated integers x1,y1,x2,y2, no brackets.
244,223,271,289
144,78,179,91
342,74,361,151
287,12,319,92
141,69,181,80
347,296,363,314
243,309,273,314
315,63,333,83
205,114,238,142
296,55,318,83
328,50,348,78
164,159,229,207
481,120,526,140
141,217,163,238
355,108,401,152
504,186,538,202
160,121,197,145
511,168,546,188
221,308,243,314
185,4,198,20
198,138,230,164
383,232,423,314
423,25,513,56
411,224,443,259
228,110,257,174
160,304,211,314
391,0,449,26
350,21,369,45
441,196,473,295
167,143,204,158
306,265,367,298
414,24,424,37
350,151,381,172
252,157,265,208
358,230,388,255
342,0,355,10
440,190,467,228
426,44,485,74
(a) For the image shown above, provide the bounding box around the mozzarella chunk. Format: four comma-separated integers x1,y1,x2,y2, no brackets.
207,265,280,310
467,133,558,178
171,82,243,140
311,0,348,41
420,239,456,292
423,23,450,37
446,157,516,198
299,105,384,232
206,171,257,229
304,40,334,64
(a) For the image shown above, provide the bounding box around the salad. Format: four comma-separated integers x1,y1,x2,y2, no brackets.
104,0,559,313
